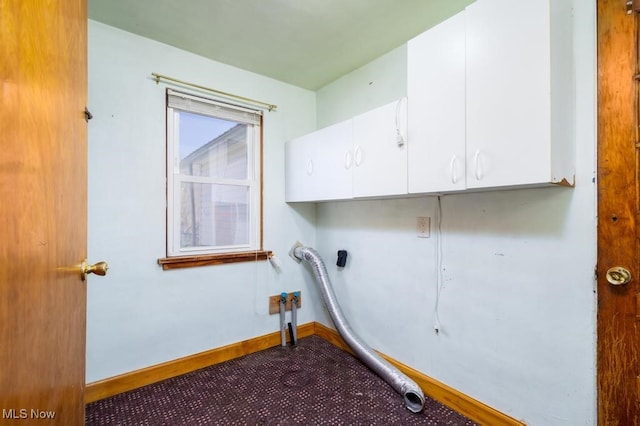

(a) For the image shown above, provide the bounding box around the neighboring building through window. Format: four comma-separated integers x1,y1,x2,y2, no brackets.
165,89,262,257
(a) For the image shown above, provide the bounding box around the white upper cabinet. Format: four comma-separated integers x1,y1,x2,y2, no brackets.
465,0,574,189
285,99,407,202
407,0,574,194
285,119,353,202
353,98,408,198
286,0,575,202
284,134,313,202
407,11,466,193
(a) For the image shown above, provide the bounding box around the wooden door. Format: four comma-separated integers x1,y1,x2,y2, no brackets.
0,1,88,424
597,0,640,424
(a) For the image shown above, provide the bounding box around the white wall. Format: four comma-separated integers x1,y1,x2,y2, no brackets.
316,45,407,128
86,21,319,382
312,1,596,425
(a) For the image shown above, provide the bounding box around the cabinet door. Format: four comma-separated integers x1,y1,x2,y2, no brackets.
312,119,353,201
285,120,353,202
285,134,316,202
352,99,408,198
407,11,466,193
465,0,551,189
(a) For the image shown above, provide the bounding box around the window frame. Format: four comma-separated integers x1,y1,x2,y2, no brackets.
158,89,270,270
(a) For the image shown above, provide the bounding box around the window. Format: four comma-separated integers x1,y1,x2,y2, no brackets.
158,89,269,269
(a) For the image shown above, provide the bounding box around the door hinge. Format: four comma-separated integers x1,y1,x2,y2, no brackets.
636,293,640,320
627,0,640,14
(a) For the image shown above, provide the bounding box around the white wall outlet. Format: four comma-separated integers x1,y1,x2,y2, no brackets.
417,216,430,238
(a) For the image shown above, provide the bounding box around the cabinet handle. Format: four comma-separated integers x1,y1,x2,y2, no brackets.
474,150,483,181
306,159,313,176
354,146,363,166
450,156,459,184
344,150,353,169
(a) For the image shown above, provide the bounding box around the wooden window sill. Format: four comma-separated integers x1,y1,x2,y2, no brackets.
158,250,272,270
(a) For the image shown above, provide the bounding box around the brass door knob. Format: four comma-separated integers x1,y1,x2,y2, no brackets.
81,260,109,281
605,266,632,286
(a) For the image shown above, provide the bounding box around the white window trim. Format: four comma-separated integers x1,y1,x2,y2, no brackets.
165,89,262,257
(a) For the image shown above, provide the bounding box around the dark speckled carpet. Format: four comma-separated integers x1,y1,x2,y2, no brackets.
86,335,476,425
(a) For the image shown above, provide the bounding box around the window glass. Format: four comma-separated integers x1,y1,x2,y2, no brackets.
166,90,261,257
178,111,248,179
179,183,249,249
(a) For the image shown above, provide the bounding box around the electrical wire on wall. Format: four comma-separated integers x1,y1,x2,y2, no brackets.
394,97,407,147
433,196,444,334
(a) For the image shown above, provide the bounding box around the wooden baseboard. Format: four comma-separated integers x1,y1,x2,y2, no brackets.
313,322,524,426
85,322,315,403
86,321,524,426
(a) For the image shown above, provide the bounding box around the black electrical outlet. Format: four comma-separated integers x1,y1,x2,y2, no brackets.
337,250,348,267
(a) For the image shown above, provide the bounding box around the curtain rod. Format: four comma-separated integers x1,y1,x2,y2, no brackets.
151,72,278,112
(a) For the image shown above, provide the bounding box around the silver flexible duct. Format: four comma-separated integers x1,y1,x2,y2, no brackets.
290,243,425,413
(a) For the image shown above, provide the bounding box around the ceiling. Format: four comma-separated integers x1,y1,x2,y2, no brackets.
88,0,474,90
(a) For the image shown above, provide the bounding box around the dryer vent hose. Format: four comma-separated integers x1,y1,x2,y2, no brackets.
290,242,425,413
